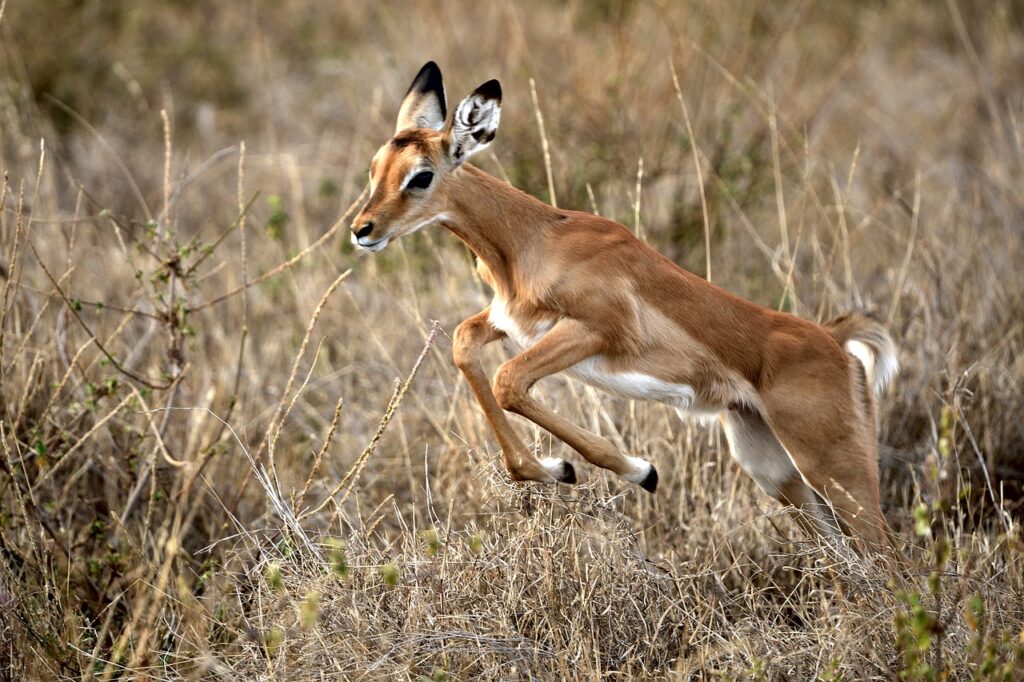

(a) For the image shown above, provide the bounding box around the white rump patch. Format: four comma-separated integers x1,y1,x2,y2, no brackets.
844,340,875,382
844,338,899,396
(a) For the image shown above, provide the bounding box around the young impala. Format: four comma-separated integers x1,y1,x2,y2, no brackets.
352,62,899,549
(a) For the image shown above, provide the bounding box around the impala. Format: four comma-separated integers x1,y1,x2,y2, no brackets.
352,62,899,549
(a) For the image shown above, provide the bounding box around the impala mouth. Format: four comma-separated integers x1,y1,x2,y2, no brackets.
352,234,391,252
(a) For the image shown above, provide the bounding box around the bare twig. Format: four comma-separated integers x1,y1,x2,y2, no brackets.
529,78,557,208
671,61,712,283
301,323,439,520
188,188,366,312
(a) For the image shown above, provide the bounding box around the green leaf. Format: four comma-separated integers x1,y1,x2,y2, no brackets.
913,504,931,538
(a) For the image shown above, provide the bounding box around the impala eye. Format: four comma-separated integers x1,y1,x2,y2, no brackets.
406,170,434,190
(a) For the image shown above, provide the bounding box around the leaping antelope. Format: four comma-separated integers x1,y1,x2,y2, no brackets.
352,62,899,549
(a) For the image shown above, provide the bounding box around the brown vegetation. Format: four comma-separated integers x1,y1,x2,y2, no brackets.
0,1,1022,678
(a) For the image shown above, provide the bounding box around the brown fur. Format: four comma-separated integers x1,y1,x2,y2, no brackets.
353,77,899,551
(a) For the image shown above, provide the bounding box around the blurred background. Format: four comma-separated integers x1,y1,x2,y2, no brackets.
2,1,1024,678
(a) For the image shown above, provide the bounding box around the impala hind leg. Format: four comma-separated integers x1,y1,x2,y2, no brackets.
722,408,844,539
776,434,888,550
453,309,575,484
491,319,657,491
760,385,890,550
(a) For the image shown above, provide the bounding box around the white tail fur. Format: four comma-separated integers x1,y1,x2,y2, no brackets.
826,313,899,397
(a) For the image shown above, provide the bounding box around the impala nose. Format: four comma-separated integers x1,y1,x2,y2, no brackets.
354,222,374,239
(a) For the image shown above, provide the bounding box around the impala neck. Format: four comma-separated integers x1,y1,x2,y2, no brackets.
440,164,560,297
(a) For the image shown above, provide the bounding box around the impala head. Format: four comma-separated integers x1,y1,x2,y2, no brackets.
351,61,502,251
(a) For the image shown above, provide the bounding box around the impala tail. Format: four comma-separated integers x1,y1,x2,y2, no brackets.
824,312,899,397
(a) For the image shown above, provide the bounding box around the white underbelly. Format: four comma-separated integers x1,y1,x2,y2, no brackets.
567,356,696,410
488,295,716,418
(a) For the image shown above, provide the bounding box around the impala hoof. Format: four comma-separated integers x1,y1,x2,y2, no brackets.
639,465,658,493
539,457,576,484
560,461,577,485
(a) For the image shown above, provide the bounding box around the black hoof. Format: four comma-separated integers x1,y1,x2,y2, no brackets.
560,461,577,485
639,465,658,493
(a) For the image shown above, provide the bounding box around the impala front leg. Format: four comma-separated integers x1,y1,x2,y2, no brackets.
453,309,576,484
491,319,657,492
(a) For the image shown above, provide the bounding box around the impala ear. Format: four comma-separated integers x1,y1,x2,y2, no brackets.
446,79,501,164
395,61,447,133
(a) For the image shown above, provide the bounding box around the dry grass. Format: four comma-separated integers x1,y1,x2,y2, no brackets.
1,0,1023,679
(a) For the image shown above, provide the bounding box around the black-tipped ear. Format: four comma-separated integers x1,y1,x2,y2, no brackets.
446,79,503,164
473,79,502,103
405,62,448,119
396,61,447,132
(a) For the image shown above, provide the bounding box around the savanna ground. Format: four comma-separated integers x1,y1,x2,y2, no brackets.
1,1,1023,679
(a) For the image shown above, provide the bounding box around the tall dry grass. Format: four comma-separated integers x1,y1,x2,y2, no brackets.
0,0,1023,679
